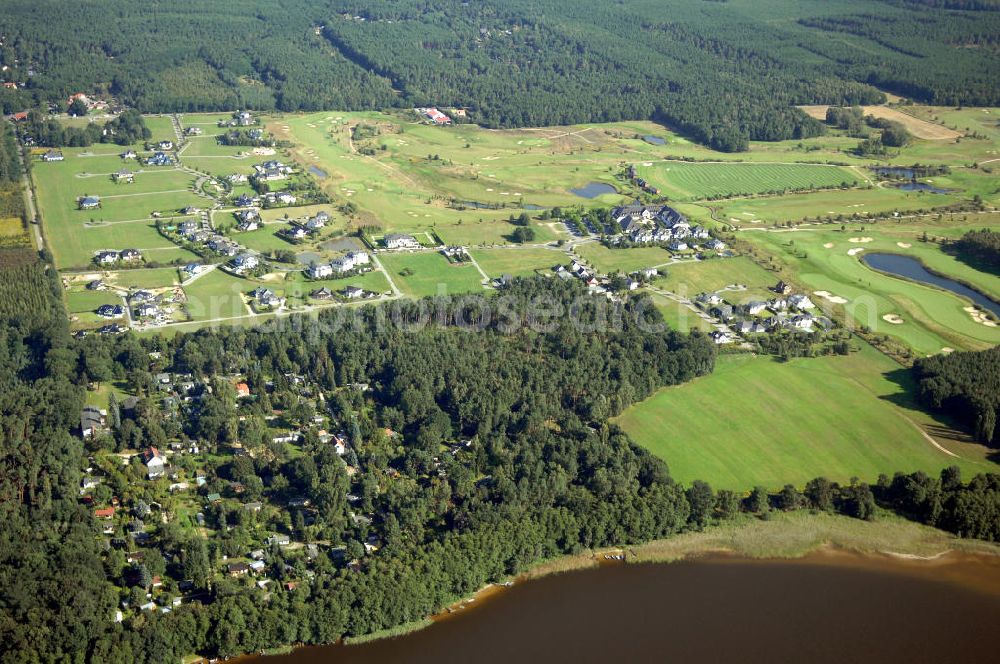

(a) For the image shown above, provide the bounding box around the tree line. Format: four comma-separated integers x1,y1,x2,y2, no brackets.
952,228,1000,275
913,346,1000,446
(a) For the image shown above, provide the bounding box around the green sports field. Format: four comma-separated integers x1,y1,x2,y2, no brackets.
616,345,998,491
634,161,859,200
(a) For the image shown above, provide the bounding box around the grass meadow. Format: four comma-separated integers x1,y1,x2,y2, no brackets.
616,345,998,491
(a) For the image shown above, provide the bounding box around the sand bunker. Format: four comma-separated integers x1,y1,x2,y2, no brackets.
252,147,276,156
848,237,873,243
882,314,905,325
965,306,998,327
823,243,834,249
896,242,912,249
941,347,955,354
847,248,865,256
814,290,848,305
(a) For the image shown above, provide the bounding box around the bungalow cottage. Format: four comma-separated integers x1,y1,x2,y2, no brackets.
235,382,251,398
113,169,134,184
744,301,767,316
227,562,250,577
147,152,171,166
42,150,64,162
120,150,137,160
310,287,333,300
80,196,101,210
343,285,365,299
157,140,173,151
120,248,142,262
384,233,420,250
86,279,106,290
275,192,297,205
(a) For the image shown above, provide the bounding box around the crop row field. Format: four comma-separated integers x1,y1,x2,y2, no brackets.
633,161,860,201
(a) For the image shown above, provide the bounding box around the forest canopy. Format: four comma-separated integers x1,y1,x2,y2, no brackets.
1,1,999,150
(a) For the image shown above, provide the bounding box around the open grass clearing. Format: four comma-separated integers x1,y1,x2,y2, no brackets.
469,247,562,278
616,346,997,491
379,251,486,298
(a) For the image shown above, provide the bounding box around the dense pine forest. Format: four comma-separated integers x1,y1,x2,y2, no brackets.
953,229,1000,274
1,0,999,149
913,346,1000,446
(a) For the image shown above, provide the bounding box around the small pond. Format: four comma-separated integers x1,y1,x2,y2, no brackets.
571,182,617,198
894,182,953,194
643,135,666,145
308,165,328,179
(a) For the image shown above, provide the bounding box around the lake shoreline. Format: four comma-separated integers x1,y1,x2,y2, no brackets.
229,511,1000,663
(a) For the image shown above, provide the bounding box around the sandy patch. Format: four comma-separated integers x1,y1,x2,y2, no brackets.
797,105,961,140
896,242,912,248
847,248,865,256
965,306,998,327
814,290,848,305
823,243,834,249
882,314,904,325
252,147,276,156
848,237,873,243
941,347,955,354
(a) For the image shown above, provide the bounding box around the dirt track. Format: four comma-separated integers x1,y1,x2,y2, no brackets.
798,105,961,140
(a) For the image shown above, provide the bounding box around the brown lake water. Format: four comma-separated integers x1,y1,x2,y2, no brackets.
250,551,1000,664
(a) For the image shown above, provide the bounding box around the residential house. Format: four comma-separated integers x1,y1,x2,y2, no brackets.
97,304,125,319
157,140,173,151
710,305,735,321
709,330,736,344
309,287,333,300
143,447,165,479
120,150,137,160
81,406,107,438
235,382,251,398
227,562,250,577
232,254,259,272
788,294,815,310
42,150,64,162
120,248,142,262
95,250,118,265
744,301,767,316
113,169,134,183
773,280,792,295
343,285,364,299
80,196,101,210
384,233,420,250
86,279,106,291
251,287,281,308
308,263,333,279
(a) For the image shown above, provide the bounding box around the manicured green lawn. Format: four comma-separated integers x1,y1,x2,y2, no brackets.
745,225,1000,354
648,292,713,333
654,256,778,304
469,247,562,278
616,345,998,491
635,161,858,200
183,269,250,320
66,289,122,313
574,244,674,274
379,251,485,297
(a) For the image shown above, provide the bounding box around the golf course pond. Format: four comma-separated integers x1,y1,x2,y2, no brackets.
246,551,1000,664
862,252,1000,317
571,182,617,198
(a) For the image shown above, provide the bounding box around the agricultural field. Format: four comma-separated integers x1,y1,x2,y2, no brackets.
743,222,1000,355
616,345,998,491
379,251,486,298
633,161,859,200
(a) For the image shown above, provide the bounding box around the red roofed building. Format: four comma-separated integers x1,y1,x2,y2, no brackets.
143,447,165,479
11,111,28,122
95,507,116,519
235,382,250,398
